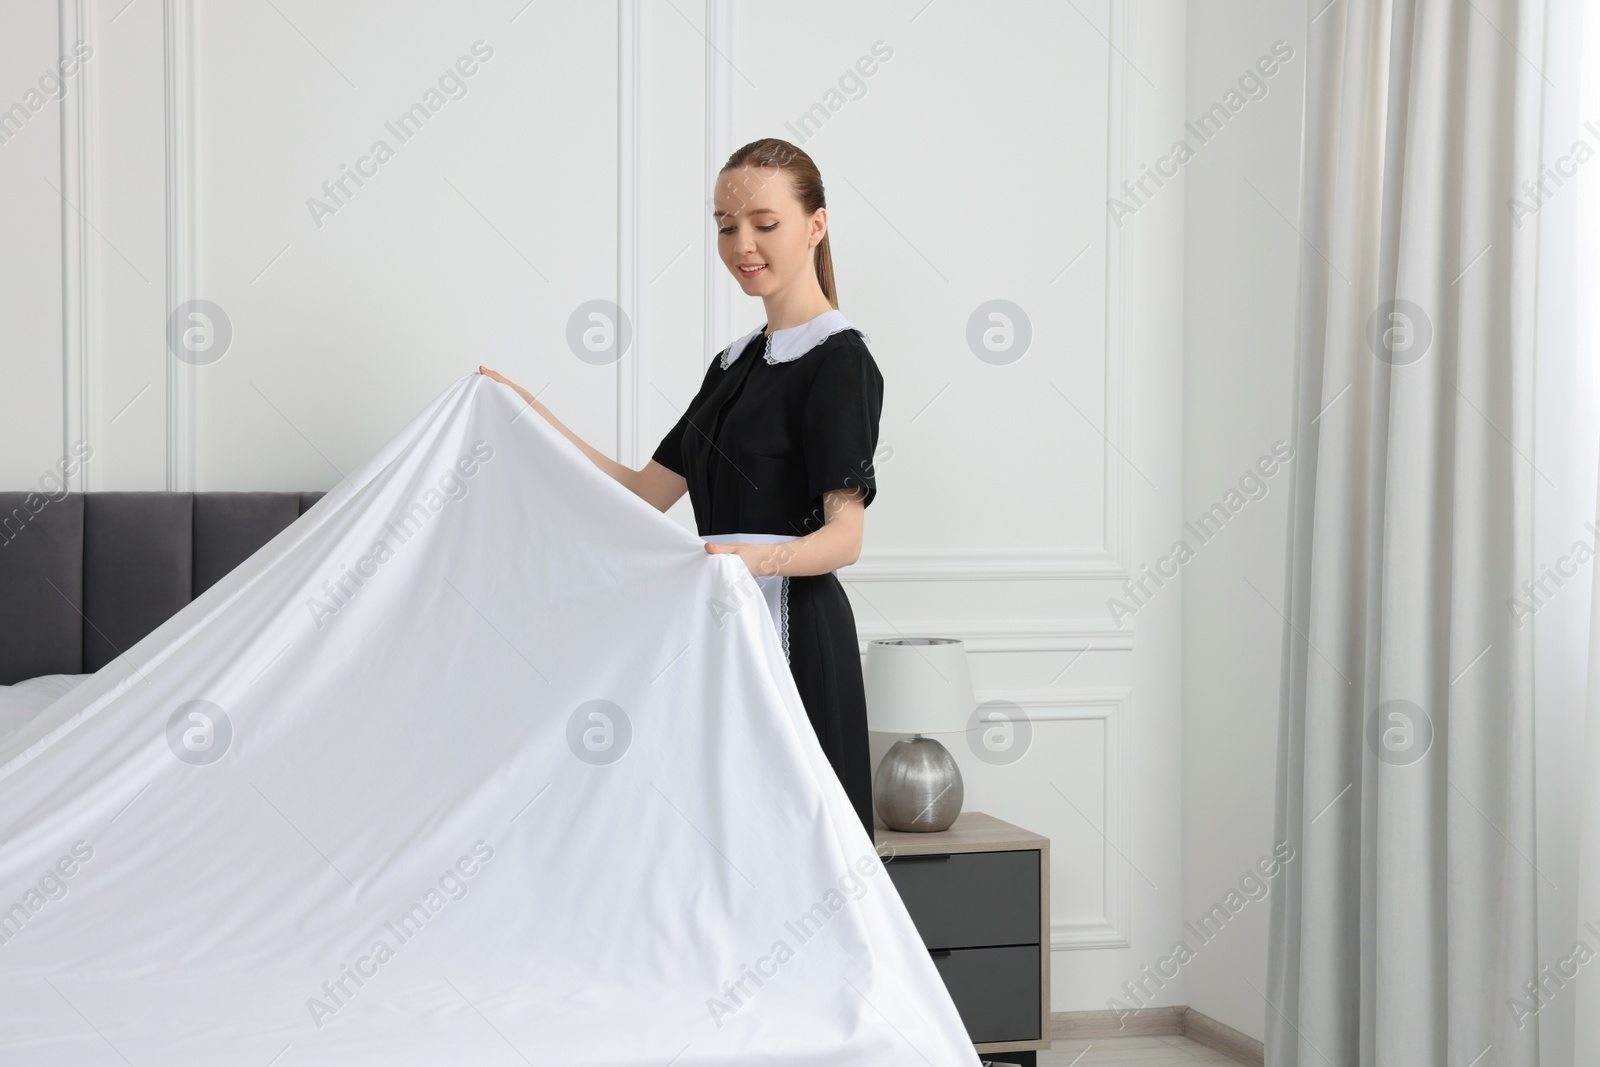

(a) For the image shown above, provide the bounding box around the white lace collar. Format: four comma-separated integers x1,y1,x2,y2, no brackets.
719,309,869,370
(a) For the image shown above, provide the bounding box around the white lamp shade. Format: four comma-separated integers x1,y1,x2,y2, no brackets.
863,638,975,735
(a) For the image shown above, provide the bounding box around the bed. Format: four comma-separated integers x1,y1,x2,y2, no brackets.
0,491,323,715
0,376,983,1064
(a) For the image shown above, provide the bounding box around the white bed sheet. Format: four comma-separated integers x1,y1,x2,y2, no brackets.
0,373,980,1065
0,675,93,748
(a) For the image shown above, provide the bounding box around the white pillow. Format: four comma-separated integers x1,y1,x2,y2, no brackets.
0,674,94,746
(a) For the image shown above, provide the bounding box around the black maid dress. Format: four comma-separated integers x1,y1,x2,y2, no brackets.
651,308,884,839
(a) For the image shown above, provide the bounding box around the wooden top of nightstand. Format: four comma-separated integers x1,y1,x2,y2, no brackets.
872,811,1048,855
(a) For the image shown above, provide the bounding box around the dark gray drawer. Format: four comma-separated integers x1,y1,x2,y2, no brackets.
882,849,1040,950
931,944,1041,1043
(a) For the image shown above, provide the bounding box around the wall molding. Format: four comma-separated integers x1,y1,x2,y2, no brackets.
164,0,196,490
58,0,93,492
1101,0,1133,577
702,0,733,373
847,0,1133,583
689,2,1132,582
975,687,1134,951
854,618,1132,654
844,548,1126,582
617,0,643,465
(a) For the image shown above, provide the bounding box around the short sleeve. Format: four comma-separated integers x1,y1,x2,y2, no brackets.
651,352,724,477
803,341,884,509
651,412,690,477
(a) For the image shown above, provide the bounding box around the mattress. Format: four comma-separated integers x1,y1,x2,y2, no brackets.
0,674,92,748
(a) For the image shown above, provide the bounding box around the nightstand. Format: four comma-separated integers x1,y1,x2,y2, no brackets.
874,811,1050,1067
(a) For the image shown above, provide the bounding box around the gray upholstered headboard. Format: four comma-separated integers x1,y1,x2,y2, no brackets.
0,492,324,686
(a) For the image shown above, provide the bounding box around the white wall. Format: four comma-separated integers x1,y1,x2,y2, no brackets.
1178,0,1305,1043
0,2,68,488
2,0,1197,1022
1529,3,1600,1064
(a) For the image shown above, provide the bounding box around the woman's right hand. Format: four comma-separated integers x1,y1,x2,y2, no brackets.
479,366,537,409
479,363,686,511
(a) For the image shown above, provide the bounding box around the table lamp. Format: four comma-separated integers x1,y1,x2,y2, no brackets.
864,637,975,832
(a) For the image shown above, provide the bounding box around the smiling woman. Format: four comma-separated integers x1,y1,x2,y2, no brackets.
481,137,887,838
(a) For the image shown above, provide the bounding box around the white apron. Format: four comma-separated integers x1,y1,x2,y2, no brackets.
699,532,839,662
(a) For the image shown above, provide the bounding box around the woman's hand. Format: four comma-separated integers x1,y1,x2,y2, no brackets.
704,492,864,577
477,367,692,513
704,541,784,578
478,366,538,409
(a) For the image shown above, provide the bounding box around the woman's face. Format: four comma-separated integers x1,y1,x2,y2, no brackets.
713,166,825,297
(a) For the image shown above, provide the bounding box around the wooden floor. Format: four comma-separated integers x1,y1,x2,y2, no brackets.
1031,1034,1250,1065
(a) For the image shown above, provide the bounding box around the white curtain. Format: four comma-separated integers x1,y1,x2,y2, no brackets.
1266,1,1551,1064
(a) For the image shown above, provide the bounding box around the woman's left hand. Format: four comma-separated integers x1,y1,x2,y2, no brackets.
704,541,780,578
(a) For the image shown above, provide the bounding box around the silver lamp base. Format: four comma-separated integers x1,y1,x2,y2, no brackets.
872,735,964,832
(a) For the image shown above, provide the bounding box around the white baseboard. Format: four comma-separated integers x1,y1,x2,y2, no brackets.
1050,1006,1263,1066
